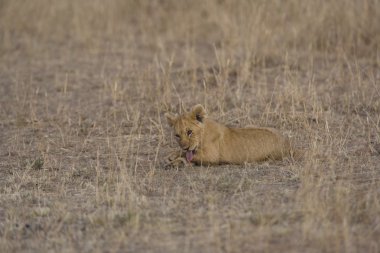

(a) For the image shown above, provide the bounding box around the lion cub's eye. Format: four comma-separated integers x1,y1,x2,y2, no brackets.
175,134,180,138
187,130,192,137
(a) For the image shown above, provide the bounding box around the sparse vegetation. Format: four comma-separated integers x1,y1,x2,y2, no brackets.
0,0,379,252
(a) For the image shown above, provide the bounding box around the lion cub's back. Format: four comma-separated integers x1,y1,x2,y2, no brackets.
222,127,290,163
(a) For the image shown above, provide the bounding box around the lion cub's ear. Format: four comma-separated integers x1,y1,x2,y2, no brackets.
165,112,177,126
191,104,206,123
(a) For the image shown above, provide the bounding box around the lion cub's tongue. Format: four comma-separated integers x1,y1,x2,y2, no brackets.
186,151,194,162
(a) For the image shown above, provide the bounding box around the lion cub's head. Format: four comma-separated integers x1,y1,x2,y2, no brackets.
165,104,207,162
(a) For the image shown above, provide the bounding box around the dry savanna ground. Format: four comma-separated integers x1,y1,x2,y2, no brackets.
0,1,380,252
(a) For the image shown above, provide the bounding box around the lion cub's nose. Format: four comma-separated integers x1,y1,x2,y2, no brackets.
179,140,187,148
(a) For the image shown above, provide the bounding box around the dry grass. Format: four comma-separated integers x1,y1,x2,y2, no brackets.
0,0,379,252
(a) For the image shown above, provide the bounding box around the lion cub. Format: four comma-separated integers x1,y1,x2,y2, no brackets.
165,104,293,166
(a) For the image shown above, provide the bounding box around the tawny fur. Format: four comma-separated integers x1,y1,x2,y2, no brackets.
165,104,293,166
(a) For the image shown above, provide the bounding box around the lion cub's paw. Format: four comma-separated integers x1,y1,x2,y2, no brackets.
164,151,189,169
